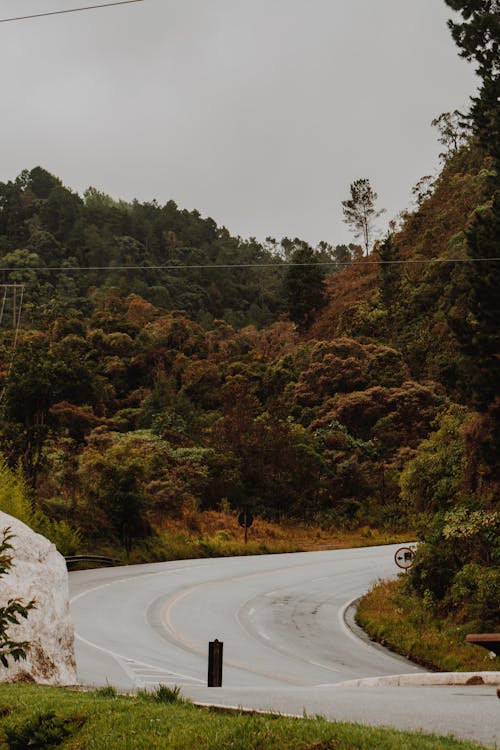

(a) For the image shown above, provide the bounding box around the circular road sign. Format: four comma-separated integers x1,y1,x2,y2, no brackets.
238,511,254,529
394,546,415,570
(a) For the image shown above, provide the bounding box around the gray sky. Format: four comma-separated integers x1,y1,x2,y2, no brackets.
0,0,478,247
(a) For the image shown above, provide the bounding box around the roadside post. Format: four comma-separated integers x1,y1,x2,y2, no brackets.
208,639,223,687
238,510,254,545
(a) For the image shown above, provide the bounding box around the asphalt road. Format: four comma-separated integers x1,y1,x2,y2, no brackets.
69,544,500,746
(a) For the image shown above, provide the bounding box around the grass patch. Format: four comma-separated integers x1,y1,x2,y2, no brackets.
137,684,184,704
5,710,86,750
356,577,500,672
0,684,491,750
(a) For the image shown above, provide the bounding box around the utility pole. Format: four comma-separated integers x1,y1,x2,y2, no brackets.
0,284,25,330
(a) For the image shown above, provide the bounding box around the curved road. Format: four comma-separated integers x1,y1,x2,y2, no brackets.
69,544,499,746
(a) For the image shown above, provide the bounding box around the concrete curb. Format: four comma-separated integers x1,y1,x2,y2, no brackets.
335,671,500,687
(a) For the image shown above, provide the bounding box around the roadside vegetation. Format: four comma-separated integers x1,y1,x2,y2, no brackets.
0,0,497,674
356,577,499,673
0,684,493,750
86,514,408,566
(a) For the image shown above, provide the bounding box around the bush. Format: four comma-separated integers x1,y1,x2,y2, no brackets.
5,710,85,749
408,529,461,601
448,563,500,630
0,528,36,667
0,455,82,556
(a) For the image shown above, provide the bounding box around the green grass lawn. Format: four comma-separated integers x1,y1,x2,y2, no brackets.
0,684,492,750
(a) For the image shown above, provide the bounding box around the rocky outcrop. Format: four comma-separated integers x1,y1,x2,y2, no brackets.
0,511,76,685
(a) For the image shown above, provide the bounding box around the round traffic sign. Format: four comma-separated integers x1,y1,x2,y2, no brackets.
394,546,415,569
238,511,254,529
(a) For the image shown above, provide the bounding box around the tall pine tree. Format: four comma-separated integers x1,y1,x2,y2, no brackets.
445,0,500,474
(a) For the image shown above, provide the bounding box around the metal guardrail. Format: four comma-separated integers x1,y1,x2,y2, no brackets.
65,555,121,569
466,633,500,656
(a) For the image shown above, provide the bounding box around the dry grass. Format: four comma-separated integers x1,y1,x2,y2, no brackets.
356,578,499,673
160,510,408,554
89,511,411,566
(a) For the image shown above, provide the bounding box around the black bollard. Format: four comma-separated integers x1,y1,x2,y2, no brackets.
208,639,223,687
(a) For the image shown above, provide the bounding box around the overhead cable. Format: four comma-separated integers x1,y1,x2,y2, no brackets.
0,258,499,272
0,0,145,24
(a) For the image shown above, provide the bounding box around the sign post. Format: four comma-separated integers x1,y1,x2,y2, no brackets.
208,639,223,687
238,510,254,545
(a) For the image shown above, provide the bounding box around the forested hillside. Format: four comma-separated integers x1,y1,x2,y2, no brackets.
0,0,497,634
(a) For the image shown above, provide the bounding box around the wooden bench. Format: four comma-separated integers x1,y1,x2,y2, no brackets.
466,633,500,656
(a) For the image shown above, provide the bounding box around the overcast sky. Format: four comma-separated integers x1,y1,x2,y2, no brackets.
0,0,478,247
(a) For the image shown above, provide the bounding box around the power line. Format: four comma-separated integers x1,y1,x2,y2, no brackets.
0,258,499,272
0,0,145,24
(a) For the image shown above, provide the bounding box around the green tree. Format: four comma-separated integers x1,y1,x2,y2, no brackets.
100,467,147,554
0,527,36,667
462,195,500,408
2,331,96,486
445,0,500,165
444,0,500,411
400,406,469,516
341,178,385,256
283,243,326,328
77,432,157,552
445,0,499,79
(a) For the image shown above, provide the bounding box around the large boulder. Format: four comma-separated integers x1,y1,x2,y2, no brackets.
0,511,77,685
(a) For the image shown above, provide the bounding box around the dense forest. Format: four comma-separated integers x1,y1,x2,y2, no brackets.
0,0,498,632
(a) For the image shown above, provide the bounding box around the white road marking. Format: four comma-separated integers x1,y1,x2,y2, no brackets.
338,595,379,653
308,661,340,672
75,632,204,684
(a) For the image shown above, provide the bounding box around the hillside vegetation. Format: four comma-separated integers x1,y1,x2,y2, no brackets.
0,0,498,650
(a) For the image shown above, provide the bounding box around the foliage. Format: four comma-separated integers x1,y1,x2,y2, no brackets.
431,110,471,159
449,563,500,629
356,578,498,672
445,0,499,80
0,7,498,580
400,407,469,516
402,404,499,628
0,528,36,668
341,178,385,255
0,456,81,556
283,243,326,328
5,709,85,750
0,166,294,331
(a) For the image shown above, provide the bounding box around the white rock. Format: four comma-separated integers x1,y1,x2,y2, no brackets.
0,511,77,685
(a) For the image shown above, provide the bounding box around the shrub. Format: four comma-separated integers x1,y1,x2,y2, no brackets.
0,528,36,667
448,563,500,630
5,710,86,749
0,455,82,556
